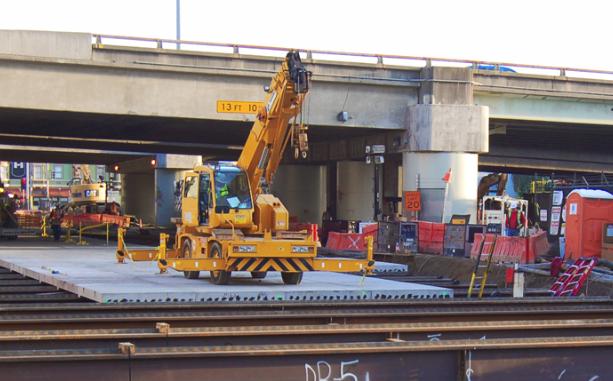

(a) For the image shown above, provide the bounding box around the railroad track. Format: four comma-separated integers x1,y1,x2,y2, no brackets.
1,298,612,330
0,266,612,379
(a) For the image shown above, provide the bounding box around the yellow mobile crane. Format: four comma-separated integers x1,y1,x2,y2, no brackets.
117,51,374,285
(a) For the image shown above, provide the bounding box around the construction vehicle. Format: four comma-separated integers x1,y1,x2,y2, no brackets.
117,51,375,285
60,165,131,229
480,195,529,236
477,173,508,204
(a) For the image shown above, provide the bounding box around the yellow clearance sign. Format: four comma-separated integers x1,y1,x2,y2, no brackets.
216,100,264,114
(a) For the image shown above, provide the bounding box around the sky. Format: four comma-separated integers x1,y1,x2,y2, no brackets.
0,0,611,71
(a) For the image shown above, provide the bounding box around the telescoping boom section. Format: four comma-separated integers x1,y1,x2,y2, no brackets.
115,51,375,285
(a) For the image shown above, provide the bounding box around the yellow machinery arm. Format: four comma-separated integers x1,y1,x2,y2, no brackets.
236,51,311,199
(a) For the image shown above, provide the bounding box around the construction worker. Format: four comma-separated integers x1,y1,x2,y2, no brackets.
505,202,525,237
49,207,62,241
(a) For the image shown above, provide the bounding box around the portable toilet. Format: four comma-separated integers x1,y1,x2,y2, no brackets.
565,189,613,260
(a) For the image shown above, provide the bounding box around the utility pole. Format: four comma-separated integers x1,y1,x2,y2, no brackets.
365,144,385,220
176,0,181,49
25,163,30,210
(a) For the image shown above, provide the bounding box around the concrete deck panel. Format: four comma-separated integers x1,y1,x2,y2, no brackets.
0,242,452,303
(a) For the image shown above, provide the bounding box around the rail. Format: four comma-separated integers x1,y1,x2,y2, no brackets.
92,33,613,80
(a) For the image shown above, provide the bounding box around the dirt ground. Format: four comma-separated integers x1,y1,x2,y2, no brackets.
410,254,613,297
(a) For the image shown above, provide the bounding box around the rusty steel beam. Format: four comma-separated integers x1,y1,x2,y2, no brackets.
0,336,611,381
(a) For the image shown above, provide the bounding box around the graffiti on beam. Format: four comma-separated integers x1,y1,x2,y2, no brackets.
305,359,370,381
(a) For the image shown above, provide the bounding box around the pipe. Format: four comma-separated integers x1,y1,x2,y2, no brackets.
0,133,243,151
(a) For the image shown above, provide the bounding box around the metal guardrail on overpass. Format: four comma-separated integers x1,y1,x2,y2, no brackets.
93,34,613,81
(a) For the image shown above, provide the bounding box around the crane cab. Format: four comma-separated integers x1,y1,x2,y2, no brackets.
181,165,254,230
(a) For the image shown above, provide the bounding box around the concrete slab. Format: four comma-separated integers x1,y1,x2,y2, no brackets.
0,242,452,303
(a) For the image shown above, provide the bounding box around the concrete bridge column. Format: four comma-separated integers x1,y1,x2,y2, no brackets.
271,164,327,224
402,67,489,223
121,154,201,227
336,161,376,222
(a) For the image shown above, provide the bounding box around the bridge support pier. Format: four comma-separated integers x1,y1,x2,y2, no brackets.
120,154,202,227
402,66,489,223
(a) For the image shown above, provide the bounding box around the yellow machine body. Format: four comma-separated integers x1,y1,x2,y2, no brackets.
70,183,106,205
116,51,375,284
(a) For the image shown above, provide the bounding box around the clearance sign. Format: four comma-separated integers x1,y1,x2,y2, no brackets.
404,191,421,212
216,100,264,114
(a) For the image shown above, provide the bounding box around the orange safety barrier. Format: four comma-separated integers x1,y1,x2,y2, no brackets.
474,234,534,264
471,233,485,259
14,210,44,229
492,236,509,262
325,231,365,251
63,214,130,228
361,223,378,243
481,234,497,255
528,230,549,264
418,221,444,255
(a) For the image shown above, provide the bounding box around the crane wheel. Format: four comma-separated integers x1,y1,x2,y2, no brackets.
281,272,303,285
251,271,267,279
209,242,230,285
181,240,200,280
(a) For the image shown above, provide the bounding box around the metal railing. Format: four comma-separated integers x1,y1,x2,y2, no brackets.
92,33,613,80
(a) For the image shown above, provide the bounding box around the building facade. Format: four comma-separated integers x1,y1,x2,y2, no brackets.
0,162,118,210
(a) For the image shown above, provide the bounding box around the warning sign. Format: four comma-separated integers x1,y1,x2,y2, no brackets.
404,191,421,211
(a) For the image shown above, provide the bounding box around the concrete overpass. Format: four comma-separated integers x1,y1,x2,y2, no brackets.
1,30,612,225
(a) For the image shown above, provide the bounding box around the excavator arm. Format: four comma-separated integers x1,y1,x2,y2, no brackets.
236,51,311,199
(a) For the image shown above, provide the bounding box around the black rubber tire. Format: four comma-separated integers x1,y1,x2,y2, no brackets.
209,242,230,285
281,272,303,285
251,271,267,279
181,239,200,280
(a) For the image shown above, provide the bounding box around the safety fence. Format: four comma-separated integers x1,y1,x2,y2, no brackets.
471,231,549,264
323,220,549,264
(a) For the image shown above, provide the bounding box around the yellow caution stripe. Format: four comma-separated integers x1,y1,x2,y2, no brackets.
227,257,314,272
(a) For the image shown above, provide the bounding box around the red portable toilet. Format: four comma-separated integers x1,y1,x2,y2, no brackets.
565,189,613,260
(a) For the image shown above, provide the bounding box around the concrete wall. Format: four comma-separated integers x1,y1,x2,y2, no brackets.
271,165,326,224
122,173,154,224
336,161,375,221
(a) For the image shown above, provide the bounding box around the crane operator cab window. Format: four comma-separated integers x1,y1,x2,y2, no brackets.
214,168,252,213
183,174,212,225
199,174,211,224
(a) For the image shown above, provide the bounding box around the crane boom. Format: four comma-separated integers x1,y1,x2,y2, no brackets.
236,51,311,198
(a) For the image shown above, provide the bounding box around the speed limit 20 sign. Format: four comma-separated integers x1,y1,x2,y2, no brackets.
404,191,421,211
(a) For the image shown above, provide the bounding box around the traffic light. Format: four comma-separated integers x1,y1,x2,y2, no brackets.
20,177,26,191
